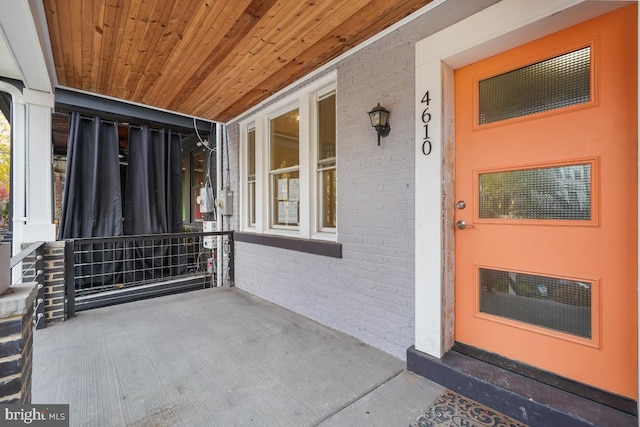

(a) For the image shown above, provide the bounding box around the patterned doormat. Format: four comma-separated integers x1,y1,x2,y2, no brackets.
411,390,529,427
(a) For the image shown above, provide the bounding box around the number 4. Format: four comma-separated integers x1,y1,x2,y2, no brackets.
421,91,431,105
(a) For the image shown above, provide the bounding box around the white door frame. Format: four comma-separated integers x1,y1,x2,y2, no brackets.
414,0,637,367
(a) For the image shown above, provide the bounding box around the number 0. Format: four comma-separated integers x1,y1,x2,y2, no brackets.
422,140,432,156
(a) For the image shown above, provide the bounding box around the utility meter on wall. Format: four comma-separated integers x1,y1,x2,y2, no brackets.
216,189,233,216
198,186,214,213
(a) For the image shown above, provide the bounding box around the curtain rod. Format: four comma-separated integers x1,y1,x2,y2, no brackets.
77,115,184,134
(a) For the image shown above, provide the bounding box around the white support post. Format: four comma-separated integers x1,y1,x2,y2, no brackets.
21,89,55,244
6,88,54,284
216,123,223,287
11,98,26,258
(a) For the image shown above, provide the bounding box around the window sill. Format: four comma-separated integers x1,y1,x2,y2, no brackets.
235,232,342,258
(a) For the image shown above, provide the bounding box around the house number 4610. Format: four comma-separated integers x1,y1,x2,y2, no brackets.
420,91,432,156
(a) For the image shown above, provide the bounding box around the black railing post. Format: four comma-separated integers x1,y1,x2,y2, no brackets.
228,232,234,287
34,245,46,329
64,240,75,318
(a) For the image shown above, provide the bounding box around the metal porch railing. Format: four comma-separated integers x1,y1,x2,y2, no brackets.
64,231,234,315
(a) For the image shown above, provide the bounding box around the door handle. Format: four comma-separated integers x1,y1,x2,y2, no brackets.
456,220,474,230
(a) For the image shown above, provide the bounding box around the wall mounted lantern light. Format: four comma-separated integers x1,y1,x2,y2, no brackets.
368,103,390,146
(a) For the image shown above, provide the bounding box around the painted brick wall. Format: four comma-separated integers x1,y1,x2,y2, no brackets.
226,1,497,359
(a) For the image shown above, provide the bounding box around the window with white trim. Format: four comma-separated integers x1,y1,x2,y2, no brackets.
247,127,256,226
240,74,337,240
317,92,336,230
270,109,300,228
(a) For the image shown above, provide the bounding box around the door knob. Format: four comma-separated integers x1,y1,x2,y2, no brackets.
456,200,466,210
456,220,474,230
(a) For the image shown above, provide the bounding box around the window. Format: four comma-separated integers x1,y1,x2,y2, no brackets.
247,127,256,226
479,267,592,338
479,164,591,220
317,93,336,230
240,73,337,240
270,109,300,228
182,145,216,226
479,46,591,124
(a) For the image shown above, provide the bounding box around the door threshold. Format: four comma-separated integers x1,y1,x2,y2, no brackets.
451,342,636,415
407,345,638,427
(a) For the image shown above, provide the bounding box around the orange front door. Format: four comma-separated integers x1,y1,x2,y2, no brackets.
454,5,637,399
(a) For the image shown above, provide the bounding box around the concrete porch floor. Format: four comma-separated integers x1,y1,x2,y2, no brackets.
32,288,444,426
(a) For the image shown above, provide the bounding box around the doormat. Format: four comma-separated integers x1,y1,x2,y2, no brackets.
411,390,528,427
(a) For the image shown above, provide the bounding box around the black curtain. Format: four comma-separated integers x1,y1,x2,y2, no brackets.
123,126,182,234
58,113,123,239
59,117,185,287
123,126,184,282
57,113,123,288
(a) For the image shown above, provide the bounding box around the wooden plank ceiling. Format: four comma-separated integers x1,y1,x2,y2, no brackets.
43,0,433,123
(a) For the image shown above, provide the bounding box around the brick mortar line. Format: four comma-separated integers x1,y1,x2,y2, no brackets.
0,334,20,344
0,392,19,402
0,373,21,384
0,354,21,364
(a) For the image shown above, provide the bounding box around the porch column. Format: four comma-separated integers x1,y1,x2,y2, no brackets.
0,283,37,403
12,89,55,250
